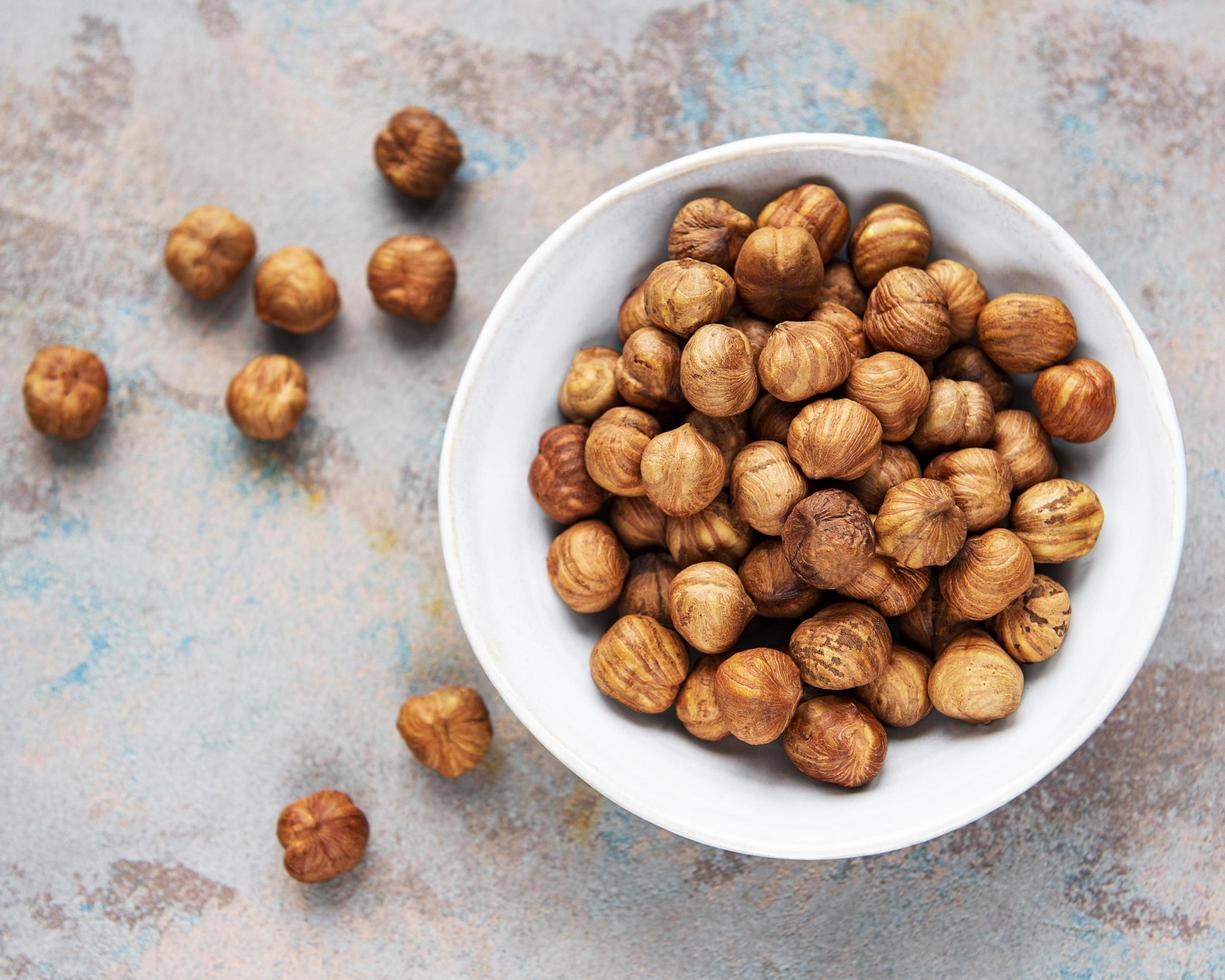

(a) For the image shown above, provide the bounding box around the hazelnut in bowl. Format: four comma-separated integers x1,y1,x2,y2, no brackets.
439,135,1185,859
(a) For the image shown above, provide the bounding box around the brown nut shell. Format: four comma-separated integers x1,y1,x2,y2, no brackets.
714,648,802,745
756,183,850,264
783,696,887,787
609,495,667,552
928,629,1023,724
164,205,256,299
923,447,1014,532
559,347,622,423
925,259,987,343
366,234,456,323
618,280,653,342
584,406,661,496
254,247,340,334
528,423,608,524
374,106,462,198
680,323,759,416
643,258,737,339
849,203,931,288
757,319,854,402
730,440,807,535
226,354,308,441
787,398,883,481
22,345,109,440
1031,358,1116,442
667,197,755,270
640,424,726,518
808,301,869,359
843,352,931,441
781,489,876,589
733,226,824,322
910,378,995,452
993,573,1071,664
668,561,756,654
874,478,967,569
846,443,921,513
665,495,754,568
749,393,802,443
1010,479,1104,562
724,314,773,365
618,552,679,626
675,655,730,741
686,410,748,480
616,327,684,410
590,615,689,714
976,293,1077,373
277,790,369,884
396,686,492,777
854,646,932,728
546,519,630,613
836,555,930,617
737,540,821,619
990,409,1058,491
939,528,1035,621
896,581,970,654
863,267,952,360
789,601,891,689
817,261,868,317
937,345,1013,410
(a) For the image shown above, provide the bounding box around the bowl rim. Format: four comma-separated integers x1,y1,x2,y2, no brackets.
438,133,1187,860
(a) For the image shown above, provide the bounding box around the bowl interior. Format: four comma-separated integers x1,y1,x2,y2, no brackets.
440,135,1184,859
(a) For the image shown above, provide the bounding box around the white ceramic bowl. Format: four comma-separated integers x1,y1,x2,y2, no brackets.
439,134,1186,859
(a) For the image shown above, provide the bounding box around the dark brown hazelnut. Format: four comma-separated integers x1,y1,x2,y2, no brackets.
618,552,679,626
226,354,308,441
749,393,802,443
667,197,755,270
1031,358,1116,442
937,345,1013,410
816,260,867,317
783,696,887,787
737,540,820,619
756,183,850,263
836,554,930,617
366,234,456,323
528,424,608,524
374,106,462,198
862,267,952,359
896,580,970,654
276,790,369,884
164,205,256,299
254,247,340,334
789,601,891,689
22,345,109,440
609,495,667,552
733,226,824,321
665,494,754,568
781,489,876,589
616,327,684,410
846,443,921,513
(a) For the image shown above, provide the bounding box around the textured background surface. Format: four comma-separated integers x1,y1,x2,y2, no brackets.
1,1,1222,977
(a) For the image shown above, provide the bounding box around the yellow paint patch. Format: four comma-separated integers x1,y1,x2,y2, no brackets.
306,490,326,512
424,596,448,624
368,528,398,554
561,782,602,843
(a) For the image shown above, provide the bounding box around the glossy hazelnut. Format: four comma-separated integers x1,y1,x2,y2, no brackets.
909,378,995,452
1032,358,1116,442
528,423,608,524
990,409,1059,491
643,258,736,339
617,552,679,626
925,259,987,342
781,489,876,589
749,393,802,443
22,345,109,440
786,398,883,480
737,540,821,619
733,226,824,321
854,646,932,728
667,561,756,654
1010,479,1104,562
590,614,689,714
928,629,1023,724
618,280,653,342
843,351,931,441
675,655,729,741
923,447,1014,531
164,205,256,299
757,319,854,402
253,247,340,334
665,494,754,567
939,528,1035,620
714,648,802,745
374,106,462,198
730,440,807,535
667,197,755,270
616,327,683,410
276,790,369,884
724,313,773,364
226,354,308,440
817,261,867,317
846,443,921,512
640,424,726,517
680,323,759,416
609,495,667,551
396,686,492,777
808,300,869,358
789,601,891,689
836,554,930,617
977,293,1077,373
862,267,952,359
756,183,850,263
686,410,748,479
783,696,887,787
366,234,455,323
849,202,931,288
896,581,969,654
584,406,661,496
874,478,967,568
546,519,630,613
937,345,1013,410
559,347,622,423
993,573,1071,664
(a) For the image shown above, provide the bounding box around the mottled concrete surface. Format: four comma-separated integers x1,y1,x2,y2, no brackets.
0,1,1221,976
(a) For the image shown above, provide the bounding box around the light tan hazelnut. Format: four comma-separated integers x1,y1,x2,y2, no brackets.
730,440,807,535
590,614,689,714
928,629,1023,724
1010,479,1104,562
680,323,759,416
226,354,308,440
757,319,854,402
787,398,883,480
854,646,932,728
843,352,931,441
849,203,931,288
665,494,754,567
737,540,821,619
254,247,339,334
528,423,608,524
910,378,995,452
724,313,772,364
640,423,726,517
756,183,850,263
896,581,970,654
618,280,653,342
22,345,109,440
616,327,684,410
1032,358,1116,442
939,528,1035,621
559,347,621,422
923,447,1013,531
609,495,667,551
164,205,256,299
584,406,661,496
396,686,492,777
816,261,867,317
686,409,748,480
667,197,755,270
874,478,967,569
977,293,1077,373
925,259,987,342
863,267,952,359
668,561,756,654
714,648,802,744
937,345,1013,410
846,443,921,512
546,519,630,613
277,790,369,884
749,393,802,443
366,234,456,323
836,555,930,617
617,552,678,626
643,258,737,339
781,489,876,589
790,601,891,689
990,409,1058,491
808,300,869,358
374,106,462,198
733,226,824,321
993,573,1071,664
783,696,887,787
675,655,729,741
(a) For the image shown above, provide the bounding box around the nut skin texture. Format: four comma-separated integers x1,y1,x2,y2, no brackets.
756,184,850,264
1031,358,1116,443
863,267,952,360
590,614,689,714
617,552,678,626
226,355,308,441
910,378,995,452
846,443,921,513
680,323,759,416
675,655,729,741
546,520,630,613
609,495,667,552
937,345,1013,410
854,646,932,728
923,447,1014,532
714,648,802,745
618,281,653,342
928,629,1023,724
757,319,854,402
396,686,492,778
667,561,756,654
990,409,1059,491
366,234,455,323
750,393,802,444
276,790,369,884
724,314,773,365
733,226,825,322
789,601,891,689
836,554,930,617
584,406,661,497
816,261,868,317
528,424,607,524
665,495,753,568
254,247,340,334
809,301,869,359
559,347,622,423
849,203,932,288
897,581,970,654
686,410,748,480
22,346,109,440
617,327,684,410
993,573,1071,664
782,489,876,589
939,528,1035,621
925,259,988,343
374,106,462,198
1010,479,1104,562
164,205,256,299
843,352,931,441
977,293,1077,373
784,696,887,788
787,398,883,481
875,478,968,569
667,197,755,271
737,540,821,619
730,440,807,535
640,423,726,518
643,258,737,339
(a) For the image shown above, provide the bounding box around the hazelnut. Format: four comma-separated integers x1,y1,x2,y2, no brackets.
374,106,462,198
808,300,869,358
737,540,820,619
849,202,931,288
977,293,1077,373
617,552,679,626
679,323,759,416
667,197,755,270
993,573,1071,664
667,561,756,654
643,258,736,339
756,183,850,263
749,392,802,443
584,406,661,496
1010,478,1104,562
528,424,608,524
546,519,630,613
164,205,256,299
559,347,622,423
724,313,773,364
836,554,930,617
854,646,932,728
874,478,968,569
896,580,970,654
937,345,1013,410
1032,358,1116,442
783,696,887,788
618,280,653,342
733,226,824,321
616,327,683,410
846,443,921,512
366,234,455,323
276,790,369,884
990,409,1058,491
786,398,883,480
22,345,109,440
862,267,952,359
665,494,754,567
225,354,308,441
789,601,891,689
925,259,987,342
909,378,995,452
817,261,867,317
928,629,1023,724
730,440,807,535
781,489,876,589
714,648,802,745
843,351,931,441
640,423,726,517
686,409,748,479
923,447,1014,531
609,495,667,551
757,319,854,402
396,685,492,777
590,614,689,714
939,528,1035,621
675,655,729,741
253,247,340,334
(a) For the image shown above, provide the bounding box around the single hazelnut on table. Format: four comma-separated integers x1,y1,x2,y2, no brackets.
667,197,755,270
783,696,887,788
529,424,607,524
925,259,987,342
643,258,737,339
790,601,891,689
757,319,853,402
609,495,667,552
749,392,802,443
990,409,1058,491
928,629,1023,724
730,440,807,535
724,313,772,364
862,267,952,360
618,552,678,626
976,293,1077,373
923,447,1014,532
164,204,256,299
994,573,1071,664
854,646,932,728
714,648,802,745
836,554,930,617
22,345,108,440
817,261,867,317
396,685,492,777
807,300,869,359
874,478,967,569
1010,478,1104,562
686,409,748,479
733,226,824,322
618,280,653,342
226,354,308,441
849,202,932,288
640,423,726,517
559,347,621,423
366,234,455,323
546,519,629,613
756,183,850,263
254,247,340,334
909,378,995,452
843,351,931,441
1031,357,1116,443
676,655,729,741
787,398,883,480
276,790,369,884
679,322,759,416
781,489,876,589
668,561,756,654
937,345,1013,410
665,494,753,567
846,443,921,513
374,105,462,198
737,540,820,619
896,580,969,654
939,527,1035,621
616,327,684,410
590,614,689,714
584,406,661,497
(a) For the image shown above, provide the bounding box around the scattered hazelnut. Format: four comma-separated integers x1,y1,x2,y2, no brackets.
976,293,1077,373
22,345,109,440
733,226,824,321
925,259,987,342
790,601,891,689
846,443,921,513
854,646,932,728
808,300,869,358
714,648,802,745
1031,358,1116,442
724,313,773,364
786,398,883,480
675,655,729,741
640,423,726,517
584,406,661,496
896,581,970,654
254,247,340,334
667,197,755,270
1010,478,1104,562
396,686,492,777
276,790,369,884
668,561,756,653
756,183,850,263
546,519,630,613
528,424,607,524
616,327,684,410
783,696,887,787
836,554,930,617
990,409,1058,491
816,260,867,317
226,354,308,441
164,205,256,299
939,528,1035,620
928,629,1023,724
843,351,931,441
559,347,622,423
618,280,653,342
757,319,854,402
665,494,754,567
923,447,1014,532
366,234,455,323
617,552,678,626
937,345,1013,410
590,614,689,713
749,393,802,443
993,574,1071,664
609,495,667,552
737,540,820,619
849,202,931,288
909,378,995,452
862,267,952,359
874,478,967,568
643,258,736,338
679,322,759,416
781,489,876,589
374,106,462,198
686,409,748,479
729,440,807,535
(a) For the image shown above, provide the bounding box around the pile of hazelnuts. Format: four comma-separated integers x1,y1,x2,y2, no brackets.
530,185,1113,789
